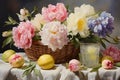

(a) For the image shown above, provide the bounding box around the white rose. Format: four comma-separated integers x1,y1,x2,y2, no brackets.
74,4,95,17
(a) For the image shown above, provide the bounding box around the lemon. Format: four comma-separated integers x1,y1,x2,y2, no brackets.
102,56,114,63
37,54,55,70
2,49,16,62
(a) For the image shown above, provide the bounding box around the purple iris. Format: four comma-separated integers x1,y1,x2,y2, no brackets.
88,11,114,37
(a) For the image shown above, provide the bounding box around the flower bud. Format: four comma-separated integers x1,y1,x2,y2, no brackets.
68,59,81,72
2,31,12,37
20,8,29,16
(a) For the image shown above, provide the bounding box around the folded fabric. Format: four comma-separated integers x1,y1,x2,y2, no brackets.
0,60,12,80
4,63,80,80
60,69,80,80
10,64,63,80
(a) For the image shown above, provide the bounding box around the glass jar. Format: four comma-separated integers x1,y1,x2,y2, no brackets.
79,43,100,68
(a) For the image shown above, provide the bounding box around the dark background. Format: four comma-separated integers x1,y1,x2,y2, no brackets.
0,0,120,53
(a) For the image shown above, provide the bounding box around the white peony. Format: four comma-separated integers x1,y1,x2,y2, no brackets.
74,4,95,17
67,12,89,38
40,21,69,51
31,13,46,31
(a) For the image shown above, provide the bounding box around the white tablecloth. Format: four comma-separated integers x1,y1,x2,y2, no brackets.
0,53,120,80
0,53,79,80
5,64,79,80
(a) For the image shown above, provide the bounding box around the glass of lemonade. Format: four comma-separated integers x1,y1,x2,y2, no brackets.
80,43,100,68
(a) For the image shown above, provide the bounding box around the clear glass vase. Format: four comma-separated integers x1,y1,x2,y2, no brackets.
79,43,100,68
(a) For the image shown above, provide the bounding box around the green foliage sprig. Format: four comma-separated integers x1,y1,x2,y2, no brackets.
22,61,43,80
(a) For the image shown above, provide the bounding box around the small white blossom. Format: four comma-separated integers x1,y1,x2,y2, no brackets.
18,8,29,21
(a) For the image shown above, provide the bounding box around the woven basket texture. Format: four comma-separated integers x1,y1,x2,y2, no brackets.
24,41,80,63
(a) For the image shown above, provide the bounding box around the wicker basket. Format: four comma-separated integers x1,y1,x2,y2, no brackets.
24,41,80,63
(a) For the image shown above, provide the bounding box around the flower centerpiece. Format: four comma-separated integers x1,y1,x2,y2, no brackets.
2,3,119,63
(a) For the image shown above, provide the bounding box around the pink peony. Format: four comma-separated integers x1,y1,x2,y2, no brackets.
102,59,113,69
12,21,35,49
68,59,81,72
42,3,68,22
102,45,120,62
40,21,69,51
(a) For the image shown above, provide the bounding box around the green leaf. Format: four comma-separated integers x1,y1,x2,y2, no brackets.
9,40,14,48
22,62,36,77
107,34,113,38
2,36,12,48
22,70,31,77
114,62,120,67
34,69,43,80
100,39,106,48
5,21,12,25
33,34,41,40
113,37,119,43
29,6,38,19
5,16,18,26
66,5,72,13
31,6,38,15
102,38,117,44
8,16,13,22
90,64,101,72
34,69,40,76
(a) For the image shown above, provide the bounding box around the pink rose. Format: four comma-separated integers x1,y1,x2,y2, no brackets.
42,3,68,22
12,21,35,49
102,45,120,62
69,59,81,72
102,59,113,69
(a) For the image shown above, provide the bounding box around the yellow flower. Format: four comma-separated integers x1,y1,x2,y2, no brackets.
77,18,86,32
67,12,89,38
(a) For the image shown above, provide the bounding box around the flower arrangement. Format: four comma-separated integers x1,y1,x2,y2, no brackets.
2,3,119,53
102,45,120,62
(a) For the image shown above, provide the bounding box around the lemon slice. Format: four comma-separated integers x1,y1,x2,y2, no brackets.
87,46,98,60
